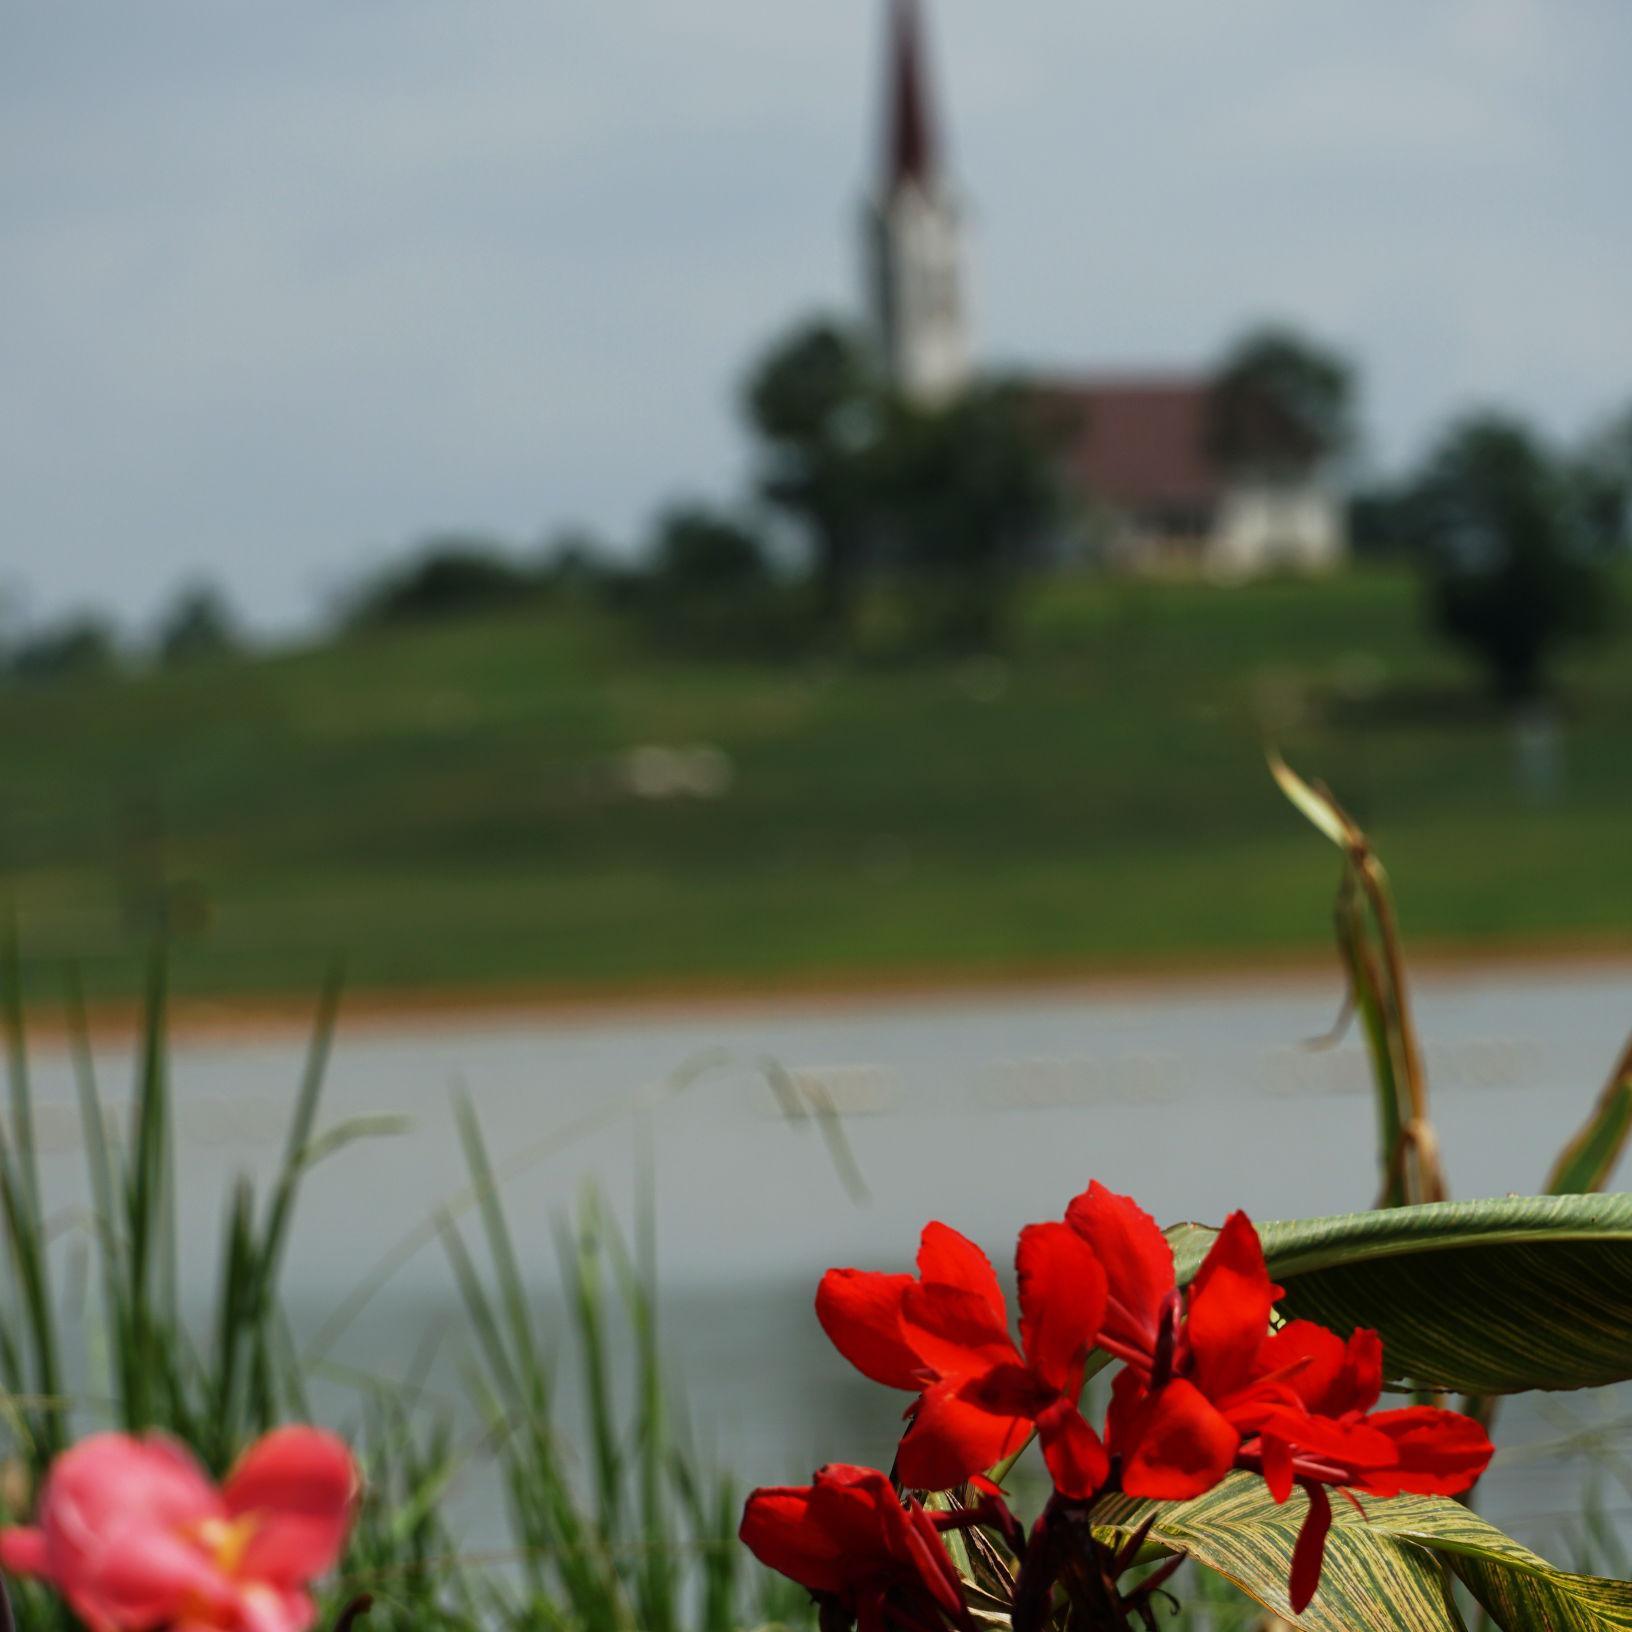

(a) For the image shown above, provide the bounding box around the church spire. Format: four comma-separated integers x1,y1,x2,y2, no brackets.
884,0,938,192
866,0,970,406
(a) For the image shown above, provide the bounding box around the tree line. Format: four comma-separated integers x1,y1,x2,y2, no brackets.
5,316,1629,702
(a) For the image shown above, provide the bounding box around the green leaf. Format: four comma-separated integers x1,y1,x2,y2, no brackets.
1098,1473,1632,1632
1366,1496,1632,1631
1547,1035,1632,1195
1095,1473,1468,1632
1167,1193,1632,1394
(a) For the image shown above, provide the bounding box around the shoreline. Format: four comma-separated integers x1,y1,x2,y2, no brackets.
21,936,1632,1051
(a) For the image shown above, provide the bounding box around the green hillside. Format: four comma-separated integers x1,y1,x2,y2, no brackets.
3,570,1628,1008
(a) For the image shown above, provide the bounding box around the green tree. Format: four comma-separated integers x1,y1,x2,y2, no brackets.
877,379,1072,651
157,582,240,666
1408,414,1612,702
743,319,880,636
647,505,768,597
1209,325,1356,475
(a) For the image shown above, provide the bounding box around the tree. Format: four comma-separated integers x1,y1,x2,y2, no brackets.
346,535,533,628
10,615,120,684
1208,325,1356,476
647,505,769,597
1407,414,1612,702
875,379,1072,650
157,582,240,666
743,319,881,635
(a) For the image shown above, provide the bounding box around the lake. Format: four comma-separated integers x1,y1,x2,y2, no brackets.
18,959,1632,1563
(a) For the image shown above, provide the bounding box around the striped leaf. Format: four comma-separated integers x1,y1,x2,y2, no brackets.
1166,1193,1632,1394
1097,1473,1632,1631
1095,1474,1467,1631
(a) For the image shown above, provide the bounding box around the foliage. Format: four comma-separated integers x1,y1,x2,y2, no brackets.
7,616,120,686
742,317,1070,650
0,945,784,1632
157,582,241,667
345,538,545,629
1404,414,1614,702
872,379,1074,651
743,317,881,636
1208,327,1356,477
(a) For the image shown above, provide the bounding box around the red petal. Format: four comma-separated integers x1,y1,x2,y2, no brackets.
1116,1377,1238,1501
1064,1183,1173,1362
1258,1434,1296,1503
1289,1481,1333,1614
1016,1223,1107,1397
898,1501,971,1624
896,1379,1030,1492
958,1362,1056,1418
1035,1398,1108,1501
917,1223,1008,1331
1187,1212,1282,1399
1360,1407,1494,1497
901,1283,1021,1380
1258,1322,1382,1417
224,1427,357,1587
740,1485,850,1594
816,1269,925,1390
0,1526,46,1580
1257,1405,1397,1472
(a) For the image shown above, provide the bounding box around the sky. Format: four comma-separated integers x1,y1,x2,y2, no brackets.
3,0,1630,636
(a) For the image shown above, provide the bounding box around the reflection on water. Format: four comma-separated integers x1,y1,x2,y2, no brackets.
20,962,1632,1560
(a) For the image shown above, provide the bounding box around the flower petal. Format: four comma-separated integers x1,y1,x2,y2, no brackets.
1034,1398,1108,1501
900,1283,1021,1380
1360,1407,1494,1498
916,1223,1007,1331
0,1526,47,1579
1289,1481,1333,1614
816,1270,924,1391
1063,1183,1173,1362
1112,1375,1238,1501
1257,1322,1382,1417
1186,1212,1282,1399
739,1485,850,1595
1016,1222,1107,1397
225,1427,357,1587
897,1379,1030,1492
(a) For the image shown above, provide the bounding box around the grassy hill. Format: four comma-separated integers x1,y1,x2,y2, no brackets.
3,570,1629,1009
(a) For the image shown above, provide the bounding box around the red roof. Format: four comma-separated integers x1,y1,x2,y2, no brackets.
1034,376,1224,512
883,0,938,190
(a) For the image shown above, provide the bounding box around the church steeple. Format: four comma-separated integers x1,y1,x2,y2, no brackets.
867,0,970,407
884,0,937,190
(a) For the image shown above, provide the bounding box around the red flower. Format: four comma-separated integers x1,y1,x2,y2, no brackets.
1070,1184,1491,1613
1070,1186,1282,1501
739,1463,973,1632
819,1222,1109,1496
0,1427,357,1632
1235,1322,1494,1612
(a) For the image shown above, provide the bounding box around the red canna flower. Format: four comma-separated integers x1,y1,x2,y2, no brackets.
818,1222,1109,1496
1069,1185,1283,1501
739,1463,973,1632
0,1427,358,1632
1234,1321,1494,1612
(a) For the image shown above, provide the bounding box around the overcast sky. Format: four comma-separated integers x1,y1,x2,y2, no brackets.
4,0,1629,634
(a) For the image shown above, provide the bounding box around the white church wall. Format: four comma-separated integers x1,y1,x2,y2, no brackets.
1208,478,1348,578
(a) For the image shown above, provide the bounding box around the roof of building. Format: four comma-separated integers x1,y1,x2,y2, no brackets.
1032,375,1225,512
883,0,938,191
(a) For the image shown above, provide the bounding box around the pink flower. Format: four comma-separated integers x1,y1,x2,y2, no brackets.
0,1427,358,1632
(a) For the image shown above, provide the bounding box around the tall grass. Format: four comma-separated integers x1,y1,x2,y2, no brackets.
0,943,800,1631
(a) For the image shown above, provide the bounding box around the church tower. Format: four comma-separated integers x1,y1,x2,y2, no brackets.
866,0,971,407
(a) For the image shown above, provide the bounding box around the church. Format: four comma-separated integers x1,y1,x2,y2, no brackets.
863,0,1348,577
